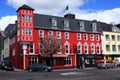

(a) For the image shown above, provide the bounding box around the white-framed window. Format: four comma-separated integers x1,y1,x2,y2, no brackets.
29,43,34,54
96,44,100,54
52,18,57,27
77,42,82,54
22,15,25,21
118,45,120,52
92,22,97,32
29,57,38,65
65,32,69,39
117,36,120,41
26,15,29,22
56,31,61,39
39,30,44,38
106,45,110,52
12,48,15,56
91,43,95,54
22,28,25,35
29,16,32,22
26,28,29,35
105,34,110,41
90,34,94,41
112,45,116,52
65,41,70,54
48,31,53,36
57,45,62,54
64,19,69,29
79,21,84,31
96,34,100,41
64,57,71,66
29,28,32,35
111,35,115,41
84,33,88,40
77,33,81,40
84,43,88,54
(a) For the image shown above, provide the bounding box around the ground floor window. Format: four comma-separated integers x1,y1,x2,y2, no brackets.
53,58,64,65
29,57,38,65
64,57,71,66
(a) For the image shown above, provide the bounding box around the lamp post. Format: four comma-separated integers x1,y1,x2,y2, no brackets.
22,44,27,69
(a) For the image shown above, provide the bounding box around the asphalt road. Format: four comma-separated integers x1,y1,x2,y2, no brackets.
0,68,120,80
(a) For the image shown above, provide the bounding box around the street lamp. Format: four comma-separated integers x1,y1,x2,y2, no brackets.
22,44,27,70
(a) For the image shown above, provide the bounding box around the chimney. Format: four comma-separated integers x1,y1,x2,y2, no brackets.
64,14,75,19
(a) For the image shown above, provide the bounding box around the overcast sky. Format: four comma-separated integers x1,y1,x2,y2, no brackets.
0,0,120,31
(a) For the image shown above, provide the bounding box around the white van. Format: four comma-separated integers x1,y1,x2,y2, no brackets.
114,57,120,67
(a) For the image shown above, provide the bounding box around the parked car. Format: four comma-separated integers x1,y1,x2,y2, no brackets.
27,64,52,72
114,57,120,67
0,61,14,71
96,60,116,69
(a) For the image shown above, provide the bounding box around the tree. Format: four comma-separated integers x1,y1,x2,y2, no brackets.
39,35,63,66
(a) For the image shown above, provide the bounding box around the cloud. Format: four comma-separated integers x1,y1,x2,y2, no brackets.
7,0,85,16
1,0,120,31
0,15,17,31
75,8,120,24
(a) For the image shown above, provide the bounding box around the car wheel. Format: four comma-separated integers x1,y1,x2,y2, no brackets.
105,66,108,69
45,69,48,72
29,69,33,72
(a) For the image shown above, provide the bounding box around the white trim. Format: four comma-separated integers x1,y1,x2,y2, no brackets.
84,43,88,54
91,43,95,54
90,34,94,41
29,43,34,54
96,43,100,54
84,33,88,40
64,41,70,54
77,42,82,54
56,31,61,39
65,32,69,39
39,30,44,38
48,30,53,36
77,33,81,40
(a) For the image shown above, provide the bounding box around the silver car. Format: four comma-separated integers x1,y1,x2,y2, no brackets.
97,60,116,69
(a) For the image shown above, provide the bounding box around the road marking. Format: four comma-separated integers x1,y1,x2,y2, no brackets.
60,72,82,76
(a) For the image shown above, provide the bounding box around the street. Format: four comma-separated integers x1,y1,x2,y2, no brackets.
0,68,120,80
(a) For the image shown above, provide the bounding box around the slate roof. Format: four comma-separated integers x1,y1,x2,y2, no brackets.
4,23,17,39
34,13,102,33
17,4,34,12
16,4,113,34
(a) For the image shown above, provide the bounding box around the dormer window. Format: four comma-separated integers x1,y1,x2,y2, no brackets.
92,22,97,32
79,21,84,31
64,19,69,29
51,18,57,28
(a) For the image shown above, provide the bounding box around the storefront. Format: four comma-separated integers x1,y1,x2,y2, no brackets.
77,54,103,68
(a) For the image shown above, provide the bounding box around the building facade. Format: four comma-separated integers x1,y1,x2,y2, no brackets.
0,31,5,61
5,5,105,69
102,25,120,60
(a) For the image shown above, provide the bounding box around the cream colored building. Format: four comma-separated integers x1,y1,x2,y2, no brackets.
102,31,120,60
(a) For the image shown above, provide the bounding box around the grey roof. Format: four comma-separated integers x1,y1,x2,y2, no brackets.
4,24,17,39
100,22,112,31
34,13,102,33
17,4,34,12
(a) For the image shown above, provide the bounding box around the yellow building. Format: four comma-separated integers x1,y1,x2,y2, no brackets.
102,31,120,60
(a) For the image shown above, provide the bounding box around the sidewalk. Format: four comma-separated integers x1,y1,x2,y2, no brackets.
14,67,96,72
53,67,96,71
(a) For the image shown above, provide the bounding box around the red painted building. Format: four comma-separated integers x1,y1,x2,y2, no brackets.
9,5,103,69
